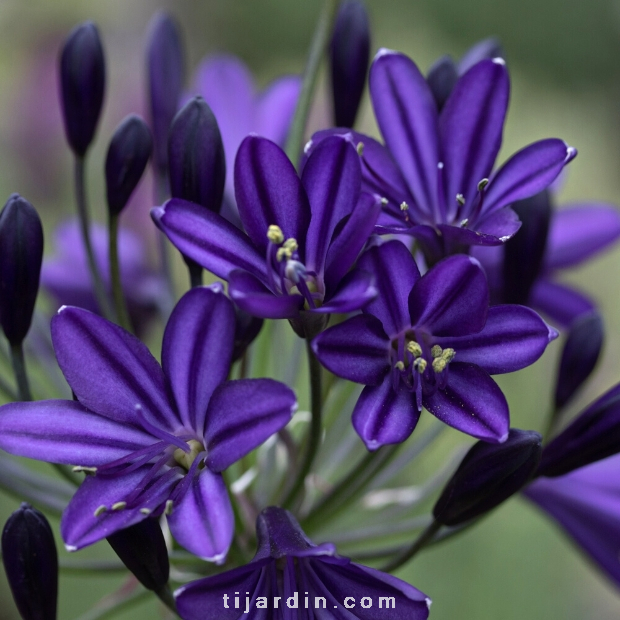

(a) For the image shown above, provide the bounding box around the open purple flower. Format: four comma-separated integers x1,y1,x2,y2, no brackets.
190,54,300,226
153,134,381,337
308,51,575,263
176,506,431,620
473,191,620,327
312,240,557,448
0,286,296,561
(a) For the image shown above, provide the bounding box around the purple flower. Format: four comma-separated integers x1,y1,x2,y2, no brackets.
312,240,557,448
176,506,431,620
308,51,575,262
524,454,620,588
41,220,164,335
473,190,620,327
153,135,381,338
0,286,297,560
190,54,300,226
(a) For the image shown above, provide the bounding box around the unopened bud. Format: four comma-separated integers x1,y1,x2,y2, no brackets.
426,55,458,111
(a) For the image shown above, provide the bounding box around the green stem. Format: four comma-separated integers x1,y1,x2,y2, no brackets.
187,260,203,289
282,340,323,508
10,342,31,401
154,170,176,315
108,212,132,331
380,519,442,573
284,0,339,168
74,156,113,320
155,585,179,617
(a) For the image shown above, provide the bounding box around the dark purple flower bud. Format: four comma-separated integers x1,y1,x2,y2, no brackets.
105,115,153,216
458,37,505,74
59,22,105,157
146,11,185,174
107,519,169,592
330,0,371,127
433,429,542,526
2,503,58,620
232,306,263,363
0,194,44,345
539,382,620,477
503,189,551,305
554,311,603,410
168,96,225,213
426,55,458,112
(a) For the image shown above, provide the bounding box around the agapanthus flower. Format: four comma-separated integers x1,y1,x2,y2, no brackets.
41,220,164,334
176,506,431,620
307,51,575,263
312,240,557,448
0,286,296,560
189,54,300,226
472,189,620,327
153,134,381,337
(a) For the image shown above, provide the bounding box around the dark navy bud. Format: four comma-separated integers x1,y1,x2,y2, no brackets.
503,189,552,305
554,311,603,410
146,11,185,174
232,306,264,363
168,96,226,213
458,37,505,74
0,194,44,345
426,56,458,112
107,519,169,592
2,503,58,620
59,22,105,157
433,429,542,526
105,115,153,216
330,0,370,127
539,382,620,477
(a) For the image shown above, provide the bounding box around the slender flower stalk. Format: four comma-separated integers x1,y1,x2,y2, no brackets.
107,212,131,330
381,519,442,572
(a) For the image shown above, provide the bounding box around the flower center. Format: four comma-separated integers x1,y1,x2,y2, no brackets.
173,439,205,472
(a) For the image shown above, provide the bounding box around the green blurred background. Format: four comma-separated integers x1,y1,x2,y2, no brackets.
0,0,619,618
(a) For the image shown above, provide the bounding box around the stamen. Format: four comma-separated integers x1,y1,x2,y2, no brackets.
400,202,409,211
97,441,170,477
477,178,489,191
174,439,204,471
93,505,107,517
436,162,447,222
459,218,469,228
432,358,447,373
284,259,306,284
406,341,422,358
134,405,190,453
413,358,427,373
380,197,388,205
267,225,284,244
441,348,456,362
456,194,465,206
140,508,152,515
431,345,443,358
164,499,174,516
73,466,97,474
112,501,127,511
356,141,364,156
394,361,405,371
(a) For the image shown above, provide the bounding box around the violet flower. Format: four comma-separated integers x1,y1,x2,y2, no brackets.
176,506,431,620
153,134,381,338
41,220,164,335
473,190,620,327
312,240,557,448
308,51,575,263
190,54,300,226
0,286,297,560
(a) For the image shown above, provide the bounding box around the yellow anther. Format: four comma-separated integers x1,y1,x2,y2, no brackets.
433,358,447,373
276,238,299,262
174,439,204,472
267,225,284,244
414,358,427,373
431,345,443,358
394,361,405,371
140,508,152,515
73,466,97,474
165,500,174,516
356,141,365,156
442,348,456,363
93,505,107,517
112,501,127,511
283,238,298,252
407,341,422,358
400,202,410,211
456,193,465,206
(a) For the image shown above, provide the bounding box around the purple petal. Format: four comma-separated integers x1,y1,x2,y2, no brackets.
228,269,304,319
152,199,267,282
435,222,507,251
545,204,620,269
423,363,509,442
358,240,421,336
162,287,235,434
255,75,301,146
353,377,420,450
61,466,181,550
51,307,179,431
370,50,439,216
234,136,311,256
524,455,620,588
475,206,521,240
315,269,377,314
324,192,383,292
311,314,390,385
204,379,297,472
435,305,556,374
529,279,595,328
302,136,361,274
440,59,509,215
168,469,234,562
408,255,489,337
0,400,154,465
481,139,573,216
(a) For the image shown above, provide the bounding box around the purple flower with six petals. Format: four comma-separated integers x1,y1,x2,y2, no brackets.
0,285,296,561
312,240,557,448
